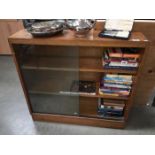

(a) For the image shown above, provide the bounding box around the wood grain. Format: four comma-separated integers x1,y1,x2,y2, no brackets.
32,113,125,128
9,29,148,48
0,20,23,55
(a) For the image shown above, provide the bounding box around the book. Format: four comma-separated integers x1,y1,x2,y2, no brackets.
104,65,138,70
104,74,132,83
104,57,138,63
98,98,125,117
70,80,96,95
104,74,132,80
100,86,130,91
98,19,134,39
103,48,140,70
107,48,140,59
99,74,133,97
108,62,138,67
99,90,120,96
103,83,131,89
100,88,130,96
103,80,132,85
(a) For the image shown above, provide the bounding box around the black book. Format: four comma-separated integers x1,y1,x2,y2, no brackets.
70,80,96,95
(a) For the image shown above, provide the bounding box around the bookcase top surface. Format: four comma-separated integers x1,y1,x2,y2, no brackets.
9,29,149,47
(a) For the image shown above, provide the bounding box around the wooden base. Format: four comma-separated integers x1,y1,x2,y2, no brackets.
32,113,125,129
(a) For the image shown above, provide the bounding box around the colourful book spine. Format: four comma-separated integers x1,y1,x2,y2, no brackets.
103,83,131,89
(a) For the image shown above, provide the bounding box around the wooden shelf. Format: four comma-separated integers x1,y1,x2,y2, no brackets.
9,29,149,48
22,65,137,74
24,73,129,100
22,56,137,74
28,90,129,100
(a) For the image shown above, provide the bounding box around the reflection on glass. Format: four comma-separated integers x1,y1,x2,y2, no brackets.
13,45,79,116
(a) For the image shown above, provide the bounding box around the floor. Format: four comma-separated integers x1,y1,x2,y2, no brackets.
0,56,155,135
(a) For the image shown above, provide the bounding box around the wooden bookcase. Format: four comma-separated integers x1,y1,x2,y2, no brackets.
9,29,149,128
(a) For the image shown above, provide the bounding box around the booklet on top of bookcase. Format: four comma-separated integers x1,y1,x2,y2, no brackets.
98,19,134,39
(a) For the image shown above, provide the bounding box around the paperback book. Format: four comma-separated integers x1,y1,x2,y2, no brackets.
98,98,125,118
103,48,140,70
99,74,133,97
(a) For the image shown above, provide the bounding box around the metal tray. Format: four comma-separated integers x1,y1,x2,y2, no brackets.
27,21,64,37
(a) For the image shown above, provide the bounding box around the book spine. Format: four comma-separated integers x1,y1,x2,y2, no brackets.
103,83,131,89
100,86,131,91
104,65,137,70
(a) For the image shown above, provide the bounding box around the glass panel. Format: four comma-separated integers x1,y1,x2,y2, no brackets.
13,44,79,116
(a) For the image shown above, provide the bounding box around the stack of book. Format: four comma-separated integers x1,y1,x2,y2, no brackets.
98,99,125,118
103,48,140,70
99,74,133,97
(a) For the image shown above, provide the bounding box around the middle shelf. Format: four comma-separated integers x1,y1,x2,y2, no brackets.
20,47,139,101
23,69,131,100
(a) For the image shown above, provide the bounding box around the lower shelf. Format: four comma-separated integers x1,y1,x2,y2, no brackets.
32,113,125,128
29,93,125,122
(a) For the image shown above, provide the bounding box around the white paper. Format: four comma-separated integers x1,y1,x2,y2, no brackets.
105,19,134,31
116,31,130,38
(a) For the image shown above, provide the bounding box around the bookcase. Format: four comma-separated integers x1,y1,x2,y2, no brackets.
9,29,149,128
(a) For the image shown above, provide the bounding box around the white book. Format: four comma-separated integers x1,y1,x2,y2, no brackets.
103,19,134,39
105,19,134,31
109,61,138,67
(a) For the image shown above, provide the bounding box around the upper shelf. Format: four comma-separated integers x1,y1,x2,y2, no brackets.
22,56,137,74
9,29,149,48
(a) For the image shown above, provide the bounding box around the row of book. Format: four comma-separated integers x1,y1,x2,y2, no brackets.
98,99,125,118
99,74,133,97
103,48,140,70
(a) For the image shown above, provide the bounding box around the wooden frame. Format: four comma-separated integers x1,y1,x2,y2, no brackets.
8,28,149,129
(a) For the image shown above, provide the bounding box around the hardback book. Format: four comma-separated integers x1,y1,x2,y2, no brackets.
98,19,134,39
103,80,132,85
70,80,96,95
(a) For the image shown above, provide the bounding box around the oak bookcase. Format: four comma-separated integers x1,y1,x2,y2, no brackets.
9,29,149,128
